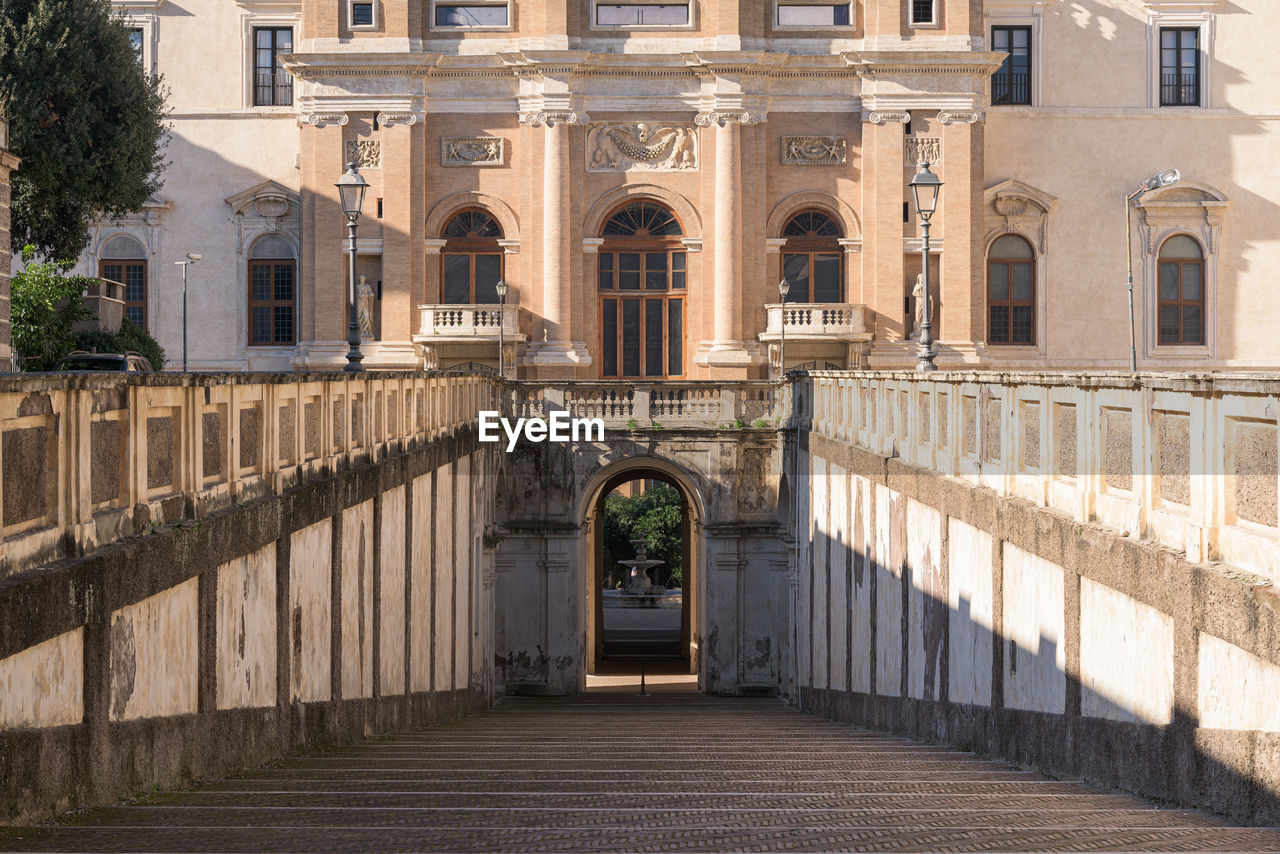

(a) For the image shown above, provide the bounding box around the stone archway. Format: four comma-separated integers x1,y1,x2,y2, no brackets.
579,457,706,681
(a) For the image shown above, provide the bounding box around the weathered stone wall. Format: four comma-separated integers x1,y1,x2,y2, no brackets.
796,372,1280,826
0,374,497,825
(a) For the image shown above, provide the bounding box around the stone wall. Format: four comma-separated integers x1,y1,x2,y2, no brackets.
796,372,1280,825
0,373,496,824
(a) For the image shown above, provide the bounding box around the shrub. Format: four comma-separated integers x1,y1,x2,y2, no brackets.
9,247,92,370
74,317,166,370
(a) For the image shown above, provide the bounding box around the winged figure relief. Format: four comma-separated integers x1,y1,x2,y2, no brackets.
446,139,501,163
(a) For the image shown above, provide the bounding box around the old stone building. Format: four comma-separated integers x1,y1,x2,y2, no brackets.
82,0,1279,374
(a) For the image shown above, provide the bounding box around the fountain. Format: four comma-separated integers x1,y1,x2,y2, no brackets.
618,537,666,604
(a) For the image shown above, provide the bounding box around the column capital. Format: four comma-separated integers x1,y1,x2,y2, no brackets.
862,110,910,125
376,112,419,127
300,113,349,128
521,110,590,127
938,110,985,126
694,110,765,127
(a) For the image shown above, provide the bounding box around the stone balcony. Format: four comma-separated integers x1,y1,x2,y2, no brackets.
412,304,525,372
758,302,875,370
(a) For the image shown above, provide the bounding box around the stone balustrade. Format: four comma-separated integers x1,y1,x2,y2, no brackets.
801,370,1280,584
761,302,875,340
502,380,790,429
414,303,519,339
0,371,495,580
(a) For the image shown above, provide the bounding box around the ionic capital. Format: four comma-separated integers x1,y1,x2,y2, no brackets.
521,110,590,127
862,110,910,125
300,113,349,128
694,110,765,127
376,112,419,127
937,110,985,126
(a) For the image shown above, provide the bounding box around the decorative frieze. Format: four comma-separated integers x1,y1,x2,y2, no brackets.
442,137,504,167
586,123,698,172
781,136,846,166
904,137,941,166
344,139,381,169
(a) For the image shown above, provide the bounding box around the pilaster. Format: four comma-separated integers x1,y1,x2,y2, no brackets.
861,111,909,347
373,113,421,369
299,115,349,350
938,111,985,352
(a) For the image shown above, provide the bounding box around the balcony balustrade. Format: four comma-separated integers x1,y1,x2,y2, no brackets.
414,303,520,340
760,302,874,342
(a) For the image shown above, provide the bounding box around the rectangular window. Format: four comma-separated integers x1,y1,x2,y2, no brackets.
991,26,1032,106
1160,28,1200,106
249,261,295,345
596,3,688,26
100,261,147,330
434,3,508,27
910,0,934,25
129,27,144,62
351,1,375,26
253,27,293,107
776,1,849,27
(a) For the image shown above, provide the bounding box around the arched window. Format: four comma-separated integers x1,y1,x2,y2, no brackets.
249,235,296,346
442,209,503,304
781,210,843,303
99,235,148,329
1157,235,1204,345
987,234,1035,345
598,201,686,378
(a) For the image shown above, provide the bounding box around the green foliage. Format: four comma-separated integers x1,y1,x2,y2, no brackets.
74,316,165,370
752,418,769,429
10,246,92,370
0,0,169,260
602,482,684,587
625,418,638,430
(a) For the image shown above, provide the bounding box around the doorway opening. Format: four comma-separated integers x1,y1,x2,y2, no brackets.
583,464,701,692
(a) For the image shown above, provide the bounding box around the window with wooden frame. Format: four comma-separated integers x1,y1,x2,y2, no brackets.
248,235,296,346
441,210,503,304
597,202,686,379
98,235,148,330
1157,235,1204,345
253,27,293,106
781,210,843,303
987,233,1035,345
1160,27,1200,107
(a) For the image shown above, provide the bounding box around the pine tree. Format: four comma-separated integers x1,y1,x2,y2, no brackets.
0,0,168,261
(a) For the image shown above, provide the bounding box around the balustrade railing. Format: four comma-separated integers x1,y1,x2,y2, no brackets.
0,372,494,580
416,303,518,338
800,370,1280,584
762,303,874,339
502,381,790,428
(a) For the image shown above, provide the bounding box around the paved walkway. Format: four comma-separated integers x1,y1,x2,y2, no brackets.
4,694,1280,852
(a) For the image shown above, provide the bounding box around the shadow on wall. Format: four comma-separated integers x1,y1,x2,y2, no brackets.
797,455,1280,827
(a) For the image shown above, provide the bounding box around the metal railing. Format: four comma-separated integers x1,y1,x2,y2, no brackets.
992,71,1030,105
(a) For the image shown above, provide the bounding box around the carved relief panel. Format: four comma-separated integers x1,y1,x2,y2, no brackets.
442,137,504,167
586,123,698,172
781,136,847,166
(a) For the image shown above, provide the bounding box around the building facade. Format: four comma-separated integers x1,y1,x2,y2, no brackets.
82,0,1279,375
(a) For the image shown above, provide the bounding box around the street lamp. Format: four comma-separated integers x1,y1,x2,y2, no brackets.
174,253,201,371
1124,168,1181,372
495,279,508,379
335,161,369,372
777,277,790,379
909,161,943,372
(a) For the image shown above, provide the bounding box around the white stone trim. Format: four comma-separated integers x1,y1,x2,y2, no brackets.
240,12,300,111
347,0,379,30
428,0,512,32
116,11,158,77
589,0,696,31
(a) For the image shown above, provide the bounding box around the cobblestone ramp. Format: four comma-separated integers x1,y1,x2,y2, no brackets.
3,695,1280,853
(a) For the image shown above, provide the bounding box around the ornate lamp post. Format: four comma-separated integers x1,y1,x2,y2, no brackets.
174,253,200,371
909,162,943,372
495,279,508,379
335,162,369,372
777,277,790,379
1125,168,1181,372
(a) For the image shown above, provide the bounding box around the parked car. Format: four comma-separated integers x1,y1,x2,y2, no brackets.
54,351,154,372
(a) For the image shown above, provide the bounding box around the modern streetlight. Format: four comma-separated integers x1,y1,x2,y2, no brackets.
909,161,943,372
174,253,201,371
1124,168,1181,372
495,279,508,379
335,161,369,372
776,277,790,379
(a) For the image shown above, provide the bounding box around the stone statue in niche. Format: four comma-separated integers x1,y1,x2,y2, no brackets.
586,123,698,172
357,275,375,339
909,274,925,340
